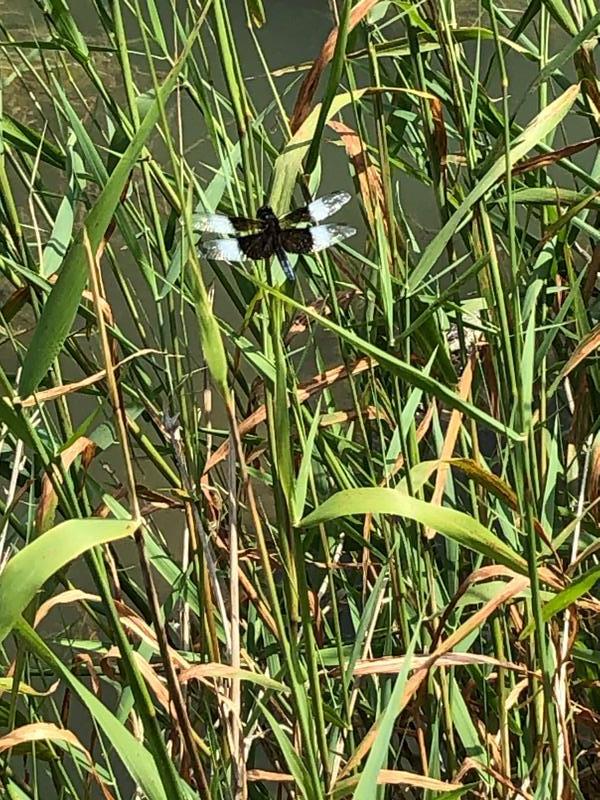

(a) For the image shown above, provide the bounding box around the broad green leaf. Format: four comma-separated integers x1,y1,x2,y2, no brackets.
271,89,367,215
521,565,600,639
0,519,138,644
299,488,527,574
18,20,204,397
408,84,580,293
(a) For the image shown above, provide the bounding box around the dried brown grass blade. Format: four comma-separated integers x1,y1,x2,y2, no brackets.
0,722,117,799
340,576,529,777
202,357,375,477
512,136,600,176
556,321,600,383
429,95,448,172
103,647,171,712
290,0,379,132
248,768,461,791
320,405,392,428
286,289,360,342
377,770,462,789
34,589,100,629
424,353,475,539
35,437,97,534
349,651,527,677
247,770,293,782
0,721,89,757
328,119,385,228
17,349,159,407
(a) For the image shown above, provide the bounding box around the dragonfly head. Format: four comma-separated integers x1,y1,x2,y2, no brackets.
256,205,278,222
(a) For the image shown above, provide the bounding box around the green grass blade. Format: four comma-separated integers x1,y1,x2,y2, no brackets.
521,565,600,639
408,84,580,294
352,625,419,799
299,487,528,573
18,19,205,397
15,620,189,800
0,519,138,645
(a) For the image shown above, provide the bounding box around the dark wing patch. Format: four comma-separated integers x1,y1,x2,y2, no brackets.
281,224,356,255
229,215,264,232
237,232,277,261
281,206,312,226
279,228,314,255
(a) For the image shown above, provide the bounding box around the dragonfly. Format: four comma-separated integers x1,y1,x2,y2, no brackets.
197,191,356,281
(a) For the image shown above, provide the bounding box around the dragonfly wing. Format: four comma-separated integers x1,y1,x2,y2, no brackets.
279,228,313,254
238,232,275,260
309,224,356,252
307,191,351,222
282,191,352,225
200,238,248,261
201,233,275,263
281,224,356,255
195,213,261,234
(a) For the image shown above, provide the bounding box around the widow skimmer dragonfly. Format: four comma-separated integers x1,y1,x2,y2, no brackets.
197,191,356,280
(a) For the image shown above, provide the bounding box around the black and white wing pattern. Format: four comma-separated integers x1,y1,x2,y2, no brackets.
281,191,351,226
280,223,356,255
201,232,276,263
195,212,262,234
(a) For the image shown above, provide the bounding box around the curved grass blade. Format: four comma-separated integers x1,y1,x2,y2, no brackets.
271,88,367,215
407,84,580,294
0,519,138,645
303,0,352,176
299,487,528,574
18,17,206,397
520,565,600,639
258,701,317,800
352,625,419,799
